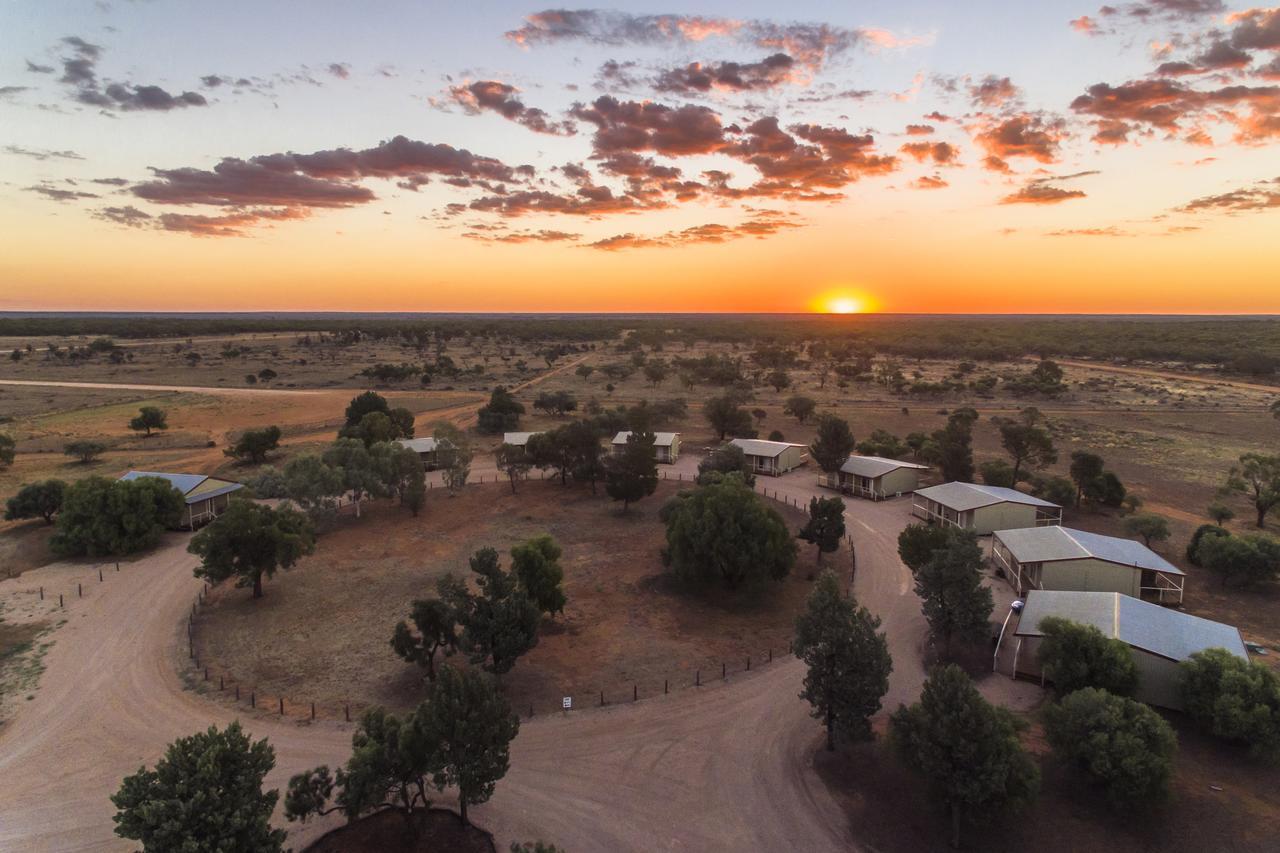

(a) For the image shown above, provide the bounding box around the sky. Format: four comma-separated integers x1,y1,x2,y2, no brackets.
1,1,1278,314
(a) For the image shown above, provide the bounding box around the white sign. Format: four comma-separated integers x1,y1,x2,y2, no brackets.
562,696,572,710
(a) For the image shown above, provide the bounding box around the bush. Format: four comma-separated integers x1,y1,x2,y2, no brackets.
978,460,1016,487
1044,687,1177,809
696,444,755,487
661,473,795,590
1197,531,1280,588
4,479,66,524
51,476,184,557
64,440,107,464
1185,523,1230,567
1035,616,1138,698
1179,648,1280,763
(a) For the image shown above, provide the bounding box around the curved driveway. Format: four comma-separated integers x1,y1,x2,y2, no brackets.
0,461,930,852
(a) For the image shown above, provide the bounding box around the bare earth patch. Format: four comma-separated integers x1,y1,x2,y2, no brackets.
196,480,837,715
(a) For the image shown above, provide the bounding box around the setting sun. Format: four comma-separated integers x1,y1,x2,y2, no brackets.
812,291,875,314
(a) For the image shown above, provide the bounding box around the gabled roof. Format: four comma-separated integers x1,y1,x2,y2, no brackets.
839,455,930,478
502,432,541,445
397,437,441,453
994,526,1183,576
728,438,807,458
118,471,244,504
914,481,1061,511
612,431,678,446
1015,590,1246,662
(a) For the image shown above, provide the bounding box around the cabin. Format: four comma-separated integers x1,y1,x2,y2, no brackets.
911,482,1062,534
820,455,929,500
501,432,541,449
727,438,809,476
997,590,1247,710
611,431,680,463
118,471,243,529
992,526,1185,605
396,437,447,470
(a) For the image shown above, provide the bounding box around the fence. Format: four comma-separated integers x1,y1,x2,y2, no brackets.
185,473,826,725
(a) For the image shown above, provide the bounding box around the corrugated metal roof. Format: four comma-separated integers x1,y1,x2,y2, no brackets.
502,432,541,445
1015,590,1246,661
728,438,807,458
994,526,1183,575
397,437,440,453
118,471,243,504
839,455,929,478
612,431,678,446
914,481,1061,511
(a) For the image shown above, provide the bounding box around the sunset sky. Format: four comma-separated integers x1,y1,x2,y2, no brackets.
1,1,1278,314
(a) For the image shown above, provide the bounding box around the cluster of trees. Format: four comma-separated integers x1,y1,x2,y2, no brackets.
1180,647,1280,763
1186,524,1280,587
4,479,66,524
49,475,183,557
255,436,426,523
392,539,565,680
337,391,416,447
477,387,525,434
224,426,282,465
1066,450,1127,508
897,525,993,659
1002,359,1069,397
532,390,577,416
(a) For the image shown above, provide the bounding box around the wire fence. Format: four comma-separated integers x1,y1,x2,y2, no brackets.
183,473,826,725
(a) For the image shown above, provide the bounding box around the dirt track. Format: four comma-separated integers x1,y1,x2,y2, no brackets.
1,461,951,852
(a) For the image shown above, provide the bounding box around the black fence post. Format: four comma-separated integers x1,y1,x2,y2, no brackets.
722,661,726,679
345,703,351,722
98,567,103,582
599,690,604,707
311,702,316,721
279,697,284,715
769,648,773,663
746,656,751,671
39,586,43,601
696,669,700,686
204,667,209,681
77,583,82,598
251,691,256,709
235,685,240,701
116,561,120,572
664,679,668,694
633,683,637,702
219,675,224,690
59,593,64,607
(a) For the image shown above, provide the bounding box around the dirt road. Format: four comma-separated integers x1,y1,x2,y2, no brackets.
1052,359,1280,396
0,378,325,396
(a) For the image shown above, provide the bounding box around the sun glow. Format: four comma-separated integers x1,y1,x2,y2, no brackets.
812,290,875,314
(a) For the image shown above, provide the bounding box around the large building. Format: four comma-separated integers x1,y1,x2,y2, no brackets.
611,431,680,464
396,436,446,469
821,455,929,500
727,438,809,476
998,589,1248,710
912,482,1062,534
992,526,1185,604
118,471,244,529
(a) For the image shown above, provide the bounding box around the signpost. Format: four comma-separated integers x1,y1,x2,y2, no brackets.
562,696,572,712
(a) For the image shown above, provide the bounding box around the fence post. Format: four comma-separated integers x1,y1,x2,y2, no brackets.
345,703,350,722
769,648,773,662
696,669,700,686
116,561,120,572
599,690,604,707
311,702,316,721
746,656,751,671
78,583,82,598
279,697,285,715
235,685,240,701
99,567,103,582
251,691,256,709
39,586,43,601
219,675,224,690
664,679,668,694
204,667,209,681
529,703,534,718
59,593,64,607
722,661,726,680
633,683,637,702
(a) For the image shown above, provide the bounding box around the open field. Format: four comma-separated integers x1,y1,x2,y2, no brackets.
195,479,838,715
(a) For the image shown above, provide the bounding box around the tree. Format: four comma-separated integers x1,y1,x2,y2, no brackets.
64,440,107,464
890,665,1039,849
188,500,315,599
564,420,606,492
533,390,577,417
696,443,756,486
856,429,909,459
1035,616,1138,698
978,459,1017,487
896,524,953,573
4,479,65,524
991,407,1056,485
913,531,993,659
1030,474,1077,509
1186,523,1230,566
433,422,473,495
391,597,458,681
495,443,532,495
1207,501,1235,526
1124,512,1171,548
703,394,753,441
1224,453,1280,528
224,426,282,465
128,406,168,436
1069,451,1105,507
257,368,277,383
793,571,892,751
1179,647,1280,763
810,414,855,474
783,395,816,423
51,476,183,557
642,360,669,387
1044,687,1177,809
446,548,541,675
510,534,567,617
798,496,846,566
1197,531,1280,588
113,722,285,853
416,665,520,825
477,386,524,434
372,441,428,515
929,409,977,482
1085,471,1127,508
0,433,13,467
604,430,658,511
343,390,391,428
661,473,796,590
323,437,387,518
282,454,345,523
766,370,790,392
527,429,574,486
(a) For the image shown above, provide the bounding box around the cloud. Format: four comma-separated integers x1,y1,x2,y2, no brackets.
506,10,918,72
569,95,727,156
327,63,351,79
0,86,31,98
1071,78,1280,143
1071,15,1103,35
973,113,1068,165
93,205,152,226
26,60,55,74
449,80,576,135
1000,184,1087,204
25,184,100,202
156,208,309,237
50,35,209,112
969,75,1019,107
904,123,935,135
1176,175,1280,212
652,53,799,93
463,228,581,243
1227,7,1280,51
1099,1,1227,23
585,210,801,250
1046,225,1133,236
912,174,949,189
900,141,958,164
4,144,85,160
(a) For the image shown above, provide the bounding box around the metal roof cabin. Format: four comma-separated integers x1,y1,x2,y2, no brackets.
118,471,244,529
912,482,1062,534
820,455,929,500
727,438,809,476
611,431,681,463
992,526,1185,604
